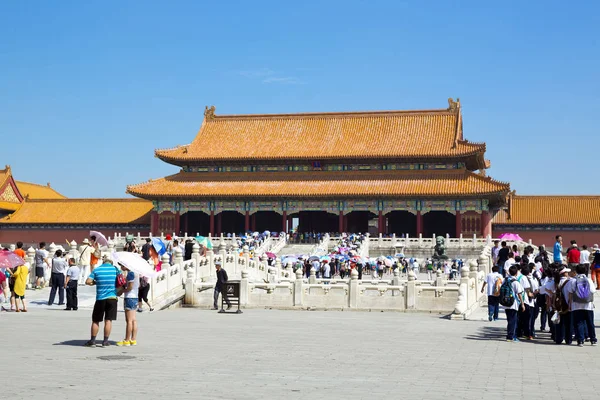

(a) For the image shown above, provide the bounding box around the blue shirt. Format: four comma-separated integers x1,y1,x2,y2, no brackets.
553,242,563,262
88,263,118,300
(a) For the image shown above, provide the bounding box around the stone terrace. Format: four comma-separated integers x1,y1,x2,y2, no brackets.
2,307,600,400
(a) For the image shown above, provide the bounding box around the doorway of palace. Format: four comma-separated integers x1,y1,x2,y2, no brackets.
296,211,338,233
345,211,377,234
253,211,282,233
219,211,245,235
423,211,456,238
183,211,210,236
386,211,417,237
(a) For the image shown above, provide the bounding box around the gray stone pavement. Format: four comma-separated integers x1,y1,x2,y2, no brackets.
2,305,600,400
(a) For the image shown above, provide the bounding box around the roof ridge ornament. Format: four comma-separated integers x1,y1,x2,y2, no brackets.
447,98,460,113
204,105,216,120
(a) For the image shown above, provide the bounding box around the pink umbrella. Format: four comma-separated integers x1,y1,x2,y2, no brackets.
0,250,25,269
265,252,277,259
89,230,109,247
498,233,523,241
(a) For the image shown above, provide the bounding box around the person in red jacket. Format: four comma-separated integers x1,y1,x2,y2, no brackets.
567,240,581,269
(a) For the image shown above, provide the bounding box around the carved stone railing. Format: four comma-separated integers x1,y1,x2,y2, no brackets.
186,268,460,312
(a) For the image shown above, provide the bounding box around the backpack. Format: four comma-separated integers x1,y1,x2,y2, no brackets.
492,276,503,297
115,268,127,288
553,281,570,314
573,275,593,303
499,278,516,307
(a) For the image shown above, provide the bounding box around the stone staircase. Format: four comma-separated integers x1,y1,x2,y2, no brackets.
277,244,315,257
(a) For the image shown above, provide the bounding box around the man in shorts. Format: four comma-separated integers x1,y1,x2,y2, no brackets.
85,257,119,347
35,242,50,289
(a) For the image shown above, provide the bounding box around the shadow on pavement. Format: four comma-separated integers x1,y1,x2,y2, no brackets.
464,325,506,341
53,340,90,347
465,325,559,345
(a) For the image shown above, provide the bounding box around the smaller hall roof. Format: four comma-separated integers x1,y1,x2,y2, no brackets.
127,169,510,200
0,199,153,225
16,181,66,200
495,195,600,225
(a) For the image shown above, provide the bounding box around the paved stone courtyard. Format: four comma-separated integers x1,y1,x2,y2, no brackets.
3,300,600,400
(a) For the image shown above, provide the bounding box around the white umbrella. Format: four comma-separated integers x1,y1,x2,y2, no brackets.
90,230,109,247
112,251,159,278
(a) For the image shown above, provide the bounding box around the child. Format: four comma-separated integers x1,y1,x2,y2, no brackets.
12,262,29,312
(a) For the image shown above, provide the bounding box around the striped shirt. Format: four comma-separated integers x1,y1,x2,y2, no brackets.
88,263,118,300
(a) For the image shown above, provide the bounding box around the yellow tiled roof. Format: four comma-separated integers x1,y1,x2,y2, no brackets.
155,100,486,164
16,181,66,199
0,199,153,224
127,169,509,199
0,167,10,190
497,195,600,225
0,201,20,212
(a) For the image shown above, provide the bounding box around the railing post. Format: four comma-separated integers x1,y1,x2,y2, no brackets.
349,268,359,308
406,270,416,310
293,269,303,306
240,270,249,306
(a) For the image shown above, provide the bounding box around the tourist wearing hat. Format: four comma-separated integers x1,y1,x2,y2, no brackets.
212,260,231,311
553,266,574,345
85,257,119,347
79,238,93,286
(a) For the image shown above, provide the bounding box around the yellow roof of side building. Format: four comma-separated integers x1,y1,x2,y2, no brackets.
494,195,600,225
15,181,66,199
0,199,153,225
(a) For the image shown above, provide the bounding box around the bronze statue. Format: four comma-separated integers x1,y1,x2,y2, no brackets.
432,236,448,261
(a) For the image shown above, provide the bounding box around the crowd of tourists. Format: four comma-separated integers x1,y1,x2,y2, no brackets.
484,236,598,346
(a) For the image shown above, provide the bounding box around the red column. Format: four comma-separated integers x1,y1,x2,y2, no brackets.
216,213,222,235
481,211,492,238
209,211,215,235
378,211,383,234
455,211,462,238
174,212,181,236
416,211,423,236
182,212,189,235
282,211,287,233
150,211,159,236
338,212,344,234
245,211,250,232
343,215,348,232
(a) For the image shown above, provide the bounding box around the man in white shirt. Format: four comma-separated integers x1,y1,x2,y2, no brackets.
580,245,591,269
505,265,525,342
412,259,420,279
524,266,540,338
481,265,503,321
568,264,597,346
555,267,574,345
503,253,516,276
322,261,331,283
516,265,534,339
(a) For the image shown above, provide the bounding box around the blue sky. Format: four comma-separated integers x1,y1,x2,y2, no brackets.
1,1,598,198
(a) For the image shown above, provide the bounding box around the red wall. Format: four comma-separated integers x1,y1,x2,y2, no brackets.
492,228,600,248
0,228,150,247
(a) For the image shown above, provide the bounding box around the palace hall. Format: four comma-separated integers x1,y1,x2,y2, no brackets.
127,99,510,238
2,98,599,245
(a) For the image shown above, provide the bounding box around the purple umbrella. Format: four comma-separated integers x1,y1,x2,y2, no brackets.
0,250,26,269
497,233,523,241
